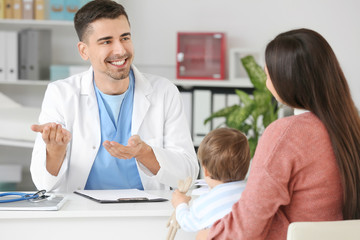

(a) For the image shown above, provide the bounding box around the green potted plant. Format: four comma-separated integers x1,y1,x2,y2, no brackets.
204,55,278,157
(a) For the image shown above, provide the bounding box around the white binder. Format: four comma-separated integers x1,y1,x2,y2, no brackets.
19,29,51,80
0,31,5,81
193,89,211,145
212,93,226,129
5,31,18,81
19,29,28,80
180,91,193,132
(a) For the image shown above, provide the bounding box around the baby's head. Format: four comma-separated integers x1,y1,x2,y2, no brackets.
198,128,251,182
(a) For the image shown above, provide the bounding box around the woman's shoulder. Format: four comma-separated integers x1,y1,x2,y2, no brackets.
257,112,328,160
265,112,323,136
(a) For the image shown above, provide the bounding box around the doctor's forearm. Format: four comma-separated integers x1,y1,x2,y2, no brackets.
46,146,67,176
136,144,160,175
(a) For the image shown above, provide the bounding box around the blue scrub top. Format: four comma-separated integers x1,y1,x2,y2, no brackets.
85,70,144,190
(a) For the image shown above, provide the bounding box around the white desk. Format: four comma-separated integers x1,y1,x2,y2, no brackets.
0,191,196,240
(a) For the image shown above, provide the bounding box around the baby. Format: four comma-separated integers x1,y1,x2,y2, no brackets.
171,127,251,232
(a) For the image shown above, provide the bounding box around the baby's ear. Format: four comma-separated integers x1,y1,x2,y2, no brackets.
203,166,210,177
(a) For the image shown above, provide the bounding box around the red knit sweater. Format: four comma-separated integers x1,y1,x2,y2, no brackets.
208,112,343,240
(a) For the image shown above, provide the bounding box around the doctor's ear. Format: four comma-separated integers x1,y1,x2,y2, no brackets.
78,41,89,61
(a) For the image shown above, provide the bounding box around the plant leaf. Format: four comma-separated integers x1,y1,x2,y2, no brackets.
248,137,258,158
235,89,253,106
204,105,238,124
226,104,254,129
241,55,267,91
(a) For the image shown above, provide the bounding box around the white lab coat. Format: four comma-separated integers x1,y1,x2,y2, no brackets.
30,65,199,192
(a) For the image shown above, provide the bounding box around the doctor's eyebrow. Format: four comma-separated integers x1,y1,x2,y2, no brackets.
97,36,113,42
96,32,131,43
121,32,131,37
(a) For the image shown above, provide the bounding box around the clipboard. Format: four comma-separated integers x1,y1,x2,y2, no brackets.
0,195,67,211
74,189,168,203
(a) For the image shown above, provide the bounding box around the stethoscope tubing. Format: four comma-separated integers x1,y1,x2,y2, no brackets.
0,191,44,203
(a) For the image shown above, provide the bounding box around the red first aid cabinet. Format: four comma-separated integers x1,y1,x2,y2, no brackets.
176,32,226,80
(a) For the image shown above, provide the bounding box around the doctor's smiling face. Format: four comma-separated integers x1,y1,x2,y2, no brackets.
77,15,134,86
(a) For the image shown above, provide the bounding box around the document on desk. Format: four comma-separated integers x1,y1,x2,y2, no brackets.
74,189,168,203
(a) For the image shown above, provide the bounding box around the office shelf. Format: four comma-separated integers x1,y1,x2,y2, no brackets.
0,80,50,86
0,19,73,28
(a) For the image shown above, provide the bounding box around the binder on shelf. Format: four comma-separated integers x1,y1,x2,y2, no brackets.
0,0,5,19
80,0,91,7
64,0,80,21
49,0,64,20
50,64,69,81
34,0,45,20
4,0,13,19
19,29,28,79
193,89,211,144
19,29,51,80
0,31,5,81
212,93,226,129
180,91,193,131
22,0,34,20
50,64,89,81
12,0,22,19
5,31,18,81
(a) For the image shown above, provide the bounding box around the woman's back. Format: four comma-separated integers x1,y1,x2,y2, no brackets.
209,112,343,240
258,112,343,239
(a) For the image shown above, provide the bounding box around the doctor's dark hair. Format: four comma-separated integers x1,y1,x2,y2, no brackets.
74,0,130,42
197,128,250,182
265,28,360,220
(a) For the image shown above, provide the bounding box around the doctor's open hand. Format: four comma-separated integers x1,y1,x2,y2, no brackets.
103,135,160,175
31,123,71,176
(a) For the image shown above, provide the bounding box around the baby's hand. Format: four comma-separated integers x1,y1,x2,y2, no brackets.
171,189,191,208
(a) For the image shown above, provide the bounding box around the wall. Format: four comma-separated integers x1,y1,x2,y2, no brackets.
122,0,360,107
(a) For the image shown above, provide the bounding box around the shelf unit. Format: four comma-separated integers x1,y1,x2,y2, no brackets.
0,19,73,28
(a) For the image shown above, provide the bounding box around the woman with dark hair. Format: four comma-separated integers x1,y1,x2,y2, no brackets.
197,28,360,240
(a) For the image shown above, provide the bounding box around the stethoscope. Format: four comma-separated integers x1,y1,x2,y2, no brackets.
0,190,48,203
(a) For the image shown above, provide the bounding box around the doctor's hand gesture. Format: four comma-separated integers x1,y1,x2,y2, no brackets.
31,123,71,176
103,135,160,175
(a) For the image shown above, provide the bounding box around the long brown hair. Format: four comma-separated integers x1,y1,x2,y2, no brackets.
265,28,360,219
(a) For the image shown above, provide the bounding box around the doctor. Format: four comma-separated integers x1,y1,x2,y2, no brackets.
30,0,198,192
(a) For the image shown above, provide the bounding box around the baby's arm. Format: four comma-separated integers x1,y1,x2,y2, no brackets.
171,189,191,208
172,189,207,232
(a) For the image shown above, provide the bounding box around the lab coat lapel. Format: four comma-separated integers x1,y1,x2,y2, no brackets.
131,65,152,135
77,67,101,185
80,67,100,138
